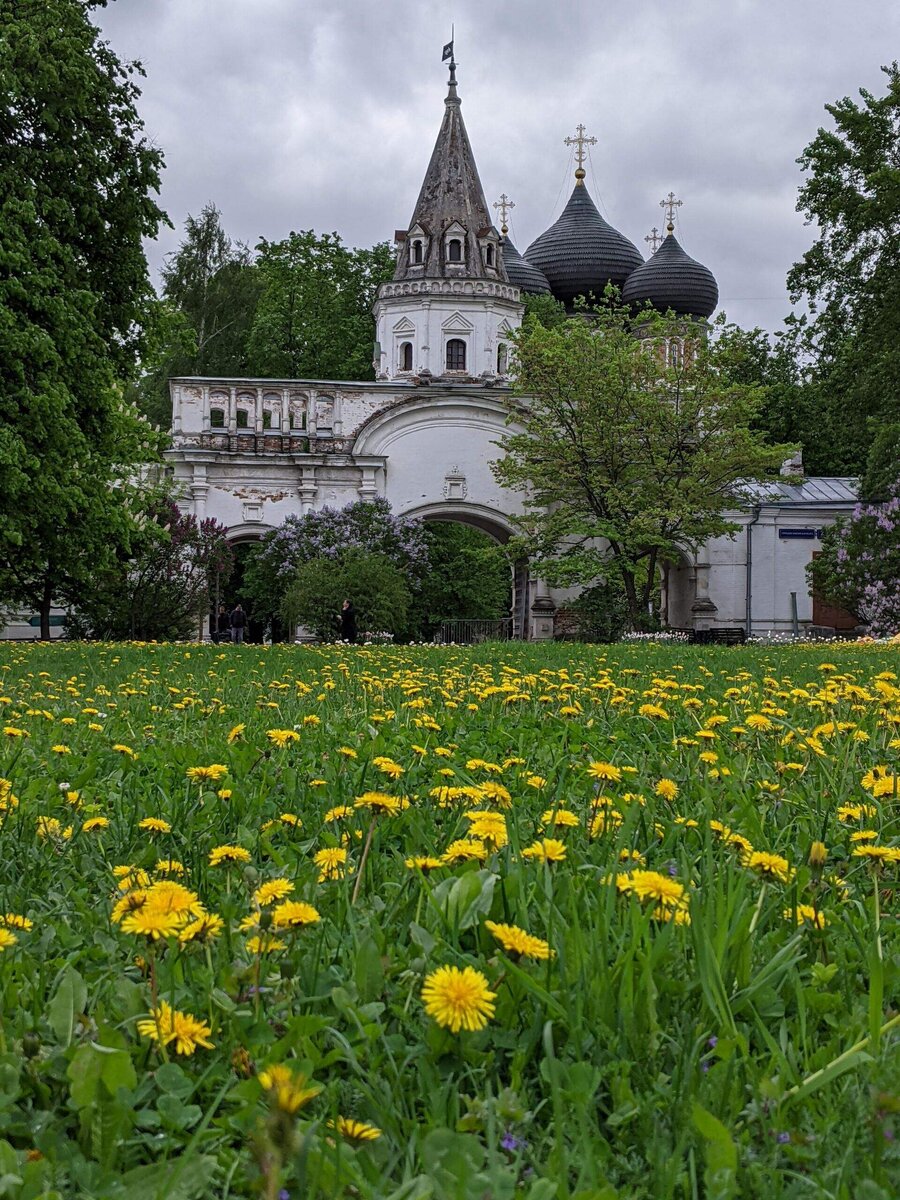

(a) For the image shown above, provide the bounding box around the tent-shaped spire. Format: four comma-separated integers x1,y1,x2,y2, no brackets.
393,66,507,282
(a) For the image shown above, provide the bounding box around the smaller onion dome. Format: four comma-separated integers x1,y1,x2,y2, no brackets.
500,237,551,294
622,231,718,319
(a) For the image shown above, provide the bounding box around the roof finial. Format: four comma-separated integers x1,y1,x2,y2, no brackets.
564,123,597,185
442,29,458,99
660,191,683,234
645,226,662,254
493,193,515,236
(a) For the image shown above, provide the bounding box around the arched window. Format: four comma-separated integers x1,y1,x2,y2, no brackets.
400,341,413,371
447,238,462,263
497,343,508,374
485,244,495,267
209,408,225,428
446,338,466,371
262,410,272,430
668,339,682,368
236,409,249,429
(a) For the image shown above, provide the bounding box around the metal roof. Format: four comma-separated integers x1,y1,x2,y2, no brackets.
752,477,859,505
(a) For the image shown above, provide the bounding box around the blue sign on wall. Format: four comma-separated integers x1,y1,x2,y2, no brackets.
778,528,819,540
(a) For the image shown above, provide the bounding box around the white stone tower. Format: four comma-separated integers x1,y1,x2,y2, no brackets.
373,55,523,383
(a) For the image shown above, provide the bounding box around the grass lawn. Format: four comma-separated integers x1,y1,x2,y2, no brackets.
0,639,898,1199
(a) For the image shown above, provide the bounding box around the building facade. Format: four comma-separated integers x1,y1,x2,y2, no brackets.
166,59,857,641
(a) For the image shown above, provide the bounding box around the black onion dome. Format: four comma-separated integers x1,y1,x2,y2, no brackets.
622,233,718,318
500,237,551,294
524,183,643,308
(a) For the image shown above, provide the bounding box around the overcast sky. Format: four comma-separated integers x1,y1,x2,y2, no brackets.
96,0,897,336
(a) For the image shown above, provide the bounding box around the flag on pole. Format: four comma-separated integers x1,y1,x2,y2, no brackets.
442,40,454,62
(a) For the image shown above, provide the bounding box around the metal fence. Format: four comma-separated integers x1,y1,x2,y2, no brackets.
436,618,514,645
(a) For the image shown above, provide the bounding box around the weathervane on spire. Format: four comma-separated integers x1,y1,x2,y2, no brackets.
645,226,662,254
442,28,457,90
660,191,683,232
564,123,597,183
493,193,515,235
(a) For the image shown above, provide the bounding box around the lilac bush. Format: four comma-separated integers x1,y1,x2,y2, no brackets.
808,479,900,637
245,499,429,618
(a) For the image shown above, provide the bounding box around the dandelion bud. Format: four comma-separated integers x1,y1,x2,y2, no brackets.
808,841,827,871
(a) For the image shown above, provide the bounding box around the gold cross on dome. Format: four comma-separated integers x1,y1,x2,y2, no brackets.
493,193,515,234
564,123,597,172
660,191,683,230
645,226,662,253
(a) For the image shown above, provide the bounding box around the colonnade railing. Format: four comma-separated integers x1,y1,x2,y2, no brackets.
435,618,514,644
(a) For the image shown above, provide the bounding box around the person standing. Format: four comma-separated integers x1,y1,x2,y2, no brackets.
340,599,357,644
213,604,229,644
230,603,246,644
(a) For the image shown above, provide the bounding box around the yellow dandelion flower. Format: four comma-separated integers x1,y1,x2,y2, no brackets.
0,929,18,951
267,729,300,748
521,838,567,863
82,817,109,832
314,846,349,881
421,965,496,1033
484,920,554,960
405,856,443,872
258,1063,321,1113
784,904,827,930
178,912,224,944
246,934,286,954
540,808,579,829
137,1002,214,1055
324,805,353,822
354,791,409,816
272,900,321,929
254,878,294,907
744,851,791,883
120,908,184,940
139,817,171,834
654,778,679,801
586,761,622,783
186,764,228,782
442,838,488,864
209,844,251,867
0,913,32,931
332,1117,382,1142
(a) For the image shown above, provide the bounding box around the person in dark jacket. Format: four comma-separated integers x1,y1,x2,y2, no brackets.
340,599,357,644
214,605,229,643
230,603,247,644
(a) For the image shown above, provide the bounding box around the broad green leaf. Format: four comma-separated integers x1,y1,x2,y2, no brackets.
47,966,87,1048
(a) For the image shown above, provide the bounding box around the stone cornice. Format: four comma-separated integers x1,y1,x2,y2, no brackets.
377,278,521,302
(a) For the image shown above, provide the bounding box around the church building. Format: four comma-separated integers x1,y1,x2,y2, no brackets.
166,55,857,641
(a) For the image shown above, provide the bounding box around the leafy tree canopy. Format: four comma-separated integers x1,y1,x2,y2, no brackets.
493,305,795,626
0,0,166,636
247,231,395,381
281,548,411,642
785,63,900,473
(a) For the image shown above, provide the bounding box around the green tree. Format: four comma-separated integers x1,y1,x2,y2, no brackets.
786,63,900,473
131,204,262,429
248,231,395,379
0,0,166,637
281,549,411,641
415,523,511,636
493,307,795,627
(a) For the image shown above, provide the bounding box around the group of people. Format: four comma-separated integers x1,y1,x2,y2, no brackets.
210,599,357,644
212,603,247,644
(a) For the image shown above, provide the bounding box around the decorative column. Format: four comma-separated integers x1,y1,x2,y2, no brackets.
298,466,317,515
358,465,379,501
227,387,237,434
529,576,556,641
255,388,264,434
281,389,291,434
332,393,343,437
191,465,208,520
172,385,183,436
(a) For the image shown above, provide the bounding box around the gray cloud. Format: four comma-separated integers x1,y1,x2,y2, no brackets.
97,0,898,334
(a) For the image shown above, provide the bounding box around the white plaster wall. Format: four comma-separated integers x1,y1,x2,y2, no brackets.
374,286,522,381
352,394,527,529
